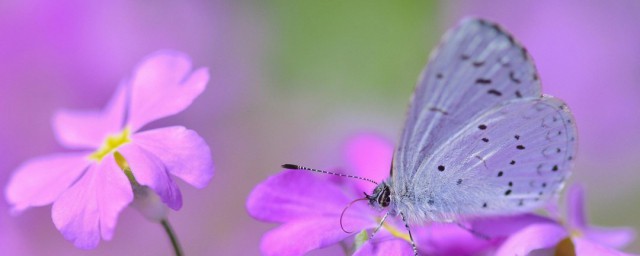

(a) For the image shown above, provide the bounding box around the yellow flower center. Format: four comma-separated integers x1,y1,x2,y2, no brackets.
352,219,413,252
89,128,131,162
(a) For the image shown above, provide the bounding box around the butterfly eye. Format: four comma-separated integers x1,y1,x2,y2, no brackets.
377,186,391,207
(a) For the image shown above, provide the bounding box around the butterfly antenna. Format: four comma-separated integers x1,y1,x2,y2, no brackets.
282,164,379,185
339,197,369,233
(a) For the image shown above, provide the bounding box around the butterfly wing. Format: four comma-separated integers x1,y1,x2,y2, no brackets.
399,96,577,222
393,18,542,190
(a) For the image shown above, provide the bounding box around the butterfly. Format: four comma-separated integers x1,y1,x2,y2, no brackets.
284,18,577,255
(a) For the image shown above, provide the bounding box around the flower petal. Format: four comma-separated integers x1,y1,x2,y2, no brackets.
261,218,369,256
51,154,133,249
495,223,567,256
344,133,394,193
5,152,91,213
52,84,127,149
418,223,495,255
117,143,182,210
129,126,213,188
574,237,637,256
471,214,556,238
354,235,414,256
583,226,637,249
247,170,371,224
567,183,587,229
400,216,552,255
127,50,209,131
567,183,636,248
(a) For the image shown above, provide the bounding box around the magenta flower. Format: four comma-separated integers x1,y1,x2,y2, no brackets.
248,133,551,255
4,50,213,249
247,133,398,255
496,185,636,255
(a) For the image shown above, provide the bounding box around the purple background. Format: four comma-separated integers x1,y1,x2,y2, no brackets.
1,0,639,254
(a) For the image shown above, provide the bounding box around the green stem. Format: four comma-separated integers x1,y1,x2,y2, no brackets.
161,219,183,256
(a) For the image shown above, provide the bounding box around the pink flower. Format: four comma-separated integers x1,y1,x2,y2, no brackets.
246,133,407,256
247,133,550,255
497,184,636,255
4,50,213,249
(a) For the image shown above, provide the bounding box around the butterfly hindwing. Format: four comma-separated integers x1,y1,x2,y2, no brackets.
399,96,577,222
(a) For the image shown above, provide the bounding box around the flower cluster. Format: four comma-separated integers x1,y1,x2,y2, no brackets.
5,50,214,249
247,133,636,255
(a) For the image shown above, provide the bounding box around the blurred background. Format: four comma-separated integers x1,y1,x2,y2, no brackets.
1,0,639,255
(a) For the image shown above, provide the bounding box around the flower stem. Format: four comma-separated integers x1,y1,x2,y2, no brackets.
161,218,183,256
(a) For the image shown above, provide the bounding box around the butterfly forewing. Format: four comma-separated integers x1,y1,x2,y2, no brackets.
399,96,577,222
394,19,542,190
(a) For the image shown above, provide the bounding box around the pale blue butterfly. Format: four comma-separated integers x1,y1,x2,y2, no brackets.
285,18,578,255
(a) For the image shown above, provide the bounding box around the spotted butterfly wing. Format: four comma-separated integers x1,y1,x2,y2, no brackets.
390,18,577,223
394,19,541,187
401,96,577,222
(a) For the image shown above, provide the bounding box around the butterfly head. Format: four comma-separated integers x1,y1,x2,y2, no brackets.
366,182,391,209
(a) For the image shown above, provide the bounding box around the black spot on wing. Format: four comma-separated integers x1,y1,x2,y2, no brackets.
476,78,492,85
487,89,502,96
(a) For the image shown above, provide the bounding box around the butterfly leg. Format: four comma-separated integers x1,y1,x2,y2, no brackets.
455,222,491,240
400,212,418,256
369,212,390,240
